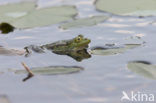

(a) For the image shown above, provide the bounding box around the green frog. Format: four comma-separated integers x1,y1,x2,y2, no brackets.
24,35,91,61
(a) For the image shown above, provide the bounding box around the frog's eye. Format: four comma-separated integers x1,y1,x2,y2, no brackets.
78,34,84,38
75,36,82,43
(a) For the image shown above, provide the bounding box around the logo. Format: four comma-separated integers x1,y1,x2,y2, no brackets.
121,91,155,102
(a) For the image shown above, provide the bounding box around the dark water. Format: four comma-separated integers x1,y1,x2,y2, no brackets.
0,0,156,103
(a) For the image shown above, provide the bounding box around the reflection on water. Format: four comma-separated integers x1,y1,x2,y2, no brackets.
53,49,91,62
22,73,34,82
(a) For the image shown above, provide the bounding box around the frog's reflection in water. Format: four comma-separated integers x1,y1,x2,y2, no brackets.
25,46,91,62
52,49,91,62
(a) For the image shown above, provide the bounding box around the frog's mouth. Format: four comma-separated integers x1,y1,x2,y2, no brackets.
74,39,91,50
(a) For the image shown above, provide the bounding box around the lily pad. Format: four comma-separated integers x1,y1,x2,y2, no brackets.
0,1,36,23
90,44,141,56
127,61,156,79
95,0,156,16
13,66,84,75
0,2,77,29
59,16,109,29
12,6,77,28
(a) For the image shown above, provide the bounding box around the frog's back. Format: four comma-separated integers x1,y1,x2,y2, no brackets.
43,39,71,50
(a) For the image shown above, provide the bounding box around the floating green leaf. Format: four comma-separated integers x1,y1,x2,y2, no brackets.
90,44,141,56
59,16,109,29
0,2,36,23
13,66,84,75
127,61,156,79
0,2,77,29
12,6,77,28
95,0,156,16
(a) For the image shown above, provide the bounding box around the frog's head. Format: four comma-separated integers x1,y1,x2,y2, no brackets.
69,35,91,50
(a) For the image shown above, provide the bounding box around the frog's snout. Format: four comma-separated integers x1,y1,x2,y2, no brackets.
85,38,91,43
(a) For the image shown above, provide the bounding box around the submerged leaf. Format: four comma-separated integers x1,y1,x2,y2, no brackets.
0,1,36,23
12,6,77,28
0,22,15,34
59,16,109,29
0,46,25,56
0,95,10,103
90,44,141,55
0,72,3,74
127,61,156,79
95,0,156,16
13,66,84,75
